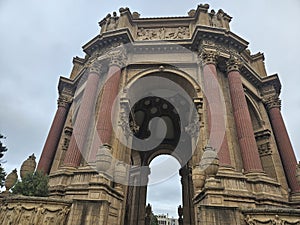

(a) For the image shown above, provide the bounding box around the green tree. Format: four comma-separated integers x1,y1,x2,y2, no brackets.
150,213,158,225
0,134,7,187
12,171,49,197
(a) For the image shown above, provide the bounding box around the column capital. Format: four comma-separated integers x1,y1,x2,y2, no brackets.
263,96,281,111
57,91,73,108
226,56,243,73
88,60,104,74
108,44,127,68
199,49,218,66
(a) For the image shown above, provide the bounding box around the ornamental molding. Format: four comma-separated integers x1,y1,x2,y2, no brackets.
137,26,190,41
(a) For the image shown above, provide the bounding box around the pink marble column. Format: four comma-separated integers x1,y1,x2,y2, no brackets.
89,64,122,161
63,64,102,167
226,58,263,173
201,51,232,167
37,93,72,174
265,96,300,192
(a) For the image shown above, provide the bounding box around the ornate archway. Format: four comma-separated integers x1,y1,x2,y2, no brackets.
123,72,199,225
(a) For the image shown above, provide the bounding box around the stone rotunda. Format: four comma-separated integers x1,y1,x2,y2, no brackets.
1,4,300,225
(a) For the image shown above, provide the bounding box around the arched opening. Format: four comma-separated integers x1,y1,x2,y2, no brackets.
147,155,182,218
124,71,198,225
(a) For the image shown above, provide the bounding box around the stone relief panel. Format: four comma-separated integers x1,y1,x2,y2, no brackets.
244,214,300,225
137,26,190,40
0,203,70,225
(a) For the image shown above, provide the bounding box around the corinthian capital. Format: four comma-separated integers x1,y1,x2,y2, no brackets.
226,56,243,73
108,44,127,68
57,93,73,108
263,96,281,111
89,60,103,74
199,49,218,66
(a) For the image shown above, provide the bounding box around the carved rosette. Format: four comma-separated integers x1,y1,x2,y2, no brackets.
226,56,243,73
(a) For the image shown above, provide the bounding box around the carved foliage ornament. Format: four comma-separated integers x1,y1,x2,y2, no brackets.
58,94,73,108
107,44,127,68
263,96,281,111
199,49,218,65
226,56,243,73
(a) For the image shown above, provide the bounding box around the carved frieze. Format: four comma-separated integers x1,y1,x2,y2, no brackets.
137,26,190,40
245,214,300,225
0,203,70,225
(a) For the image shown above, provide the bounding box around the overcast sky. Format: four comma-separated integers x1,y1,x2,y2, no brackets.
0,0,299,218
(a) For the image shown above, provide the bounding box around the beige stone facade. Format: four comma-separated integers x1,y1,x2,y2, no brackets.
1,3,300,225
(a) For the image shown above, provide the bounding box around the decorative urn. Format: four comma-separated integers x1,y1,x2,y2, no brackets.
20,154,36,179
192,165,206,190
5,169,18,192
200,146,219,177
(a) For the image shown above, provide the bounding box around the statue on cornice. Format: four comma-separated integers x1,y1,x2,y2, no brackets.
210,10,222,28
106,12,119,31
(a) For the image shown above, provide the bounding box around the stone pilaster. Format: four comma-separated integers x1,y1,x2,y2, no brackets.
226,56,263,173
63,61,103,167
37,89,73,174
263,94,300,193
199,50,232,167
